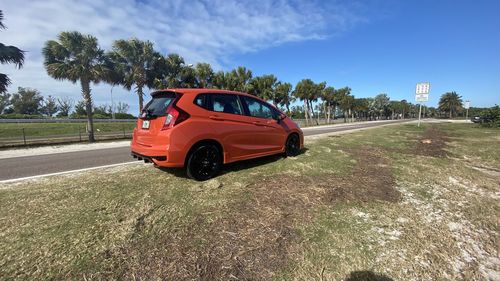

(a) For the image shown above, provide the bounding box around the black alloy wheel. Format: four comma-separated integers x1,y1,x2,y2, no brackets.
285,134,300,157
186,144,222,181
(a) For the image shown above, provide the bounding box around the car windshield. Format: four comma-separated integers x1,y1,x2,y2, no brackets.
142,92,177,117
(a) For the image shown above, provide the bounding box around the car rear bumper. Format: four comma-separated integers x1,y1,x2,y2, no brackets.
130,140,185,168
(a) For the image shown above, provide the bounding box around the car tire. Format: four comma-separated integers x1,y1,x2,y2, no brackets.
186,144,222,181
285,134,300,157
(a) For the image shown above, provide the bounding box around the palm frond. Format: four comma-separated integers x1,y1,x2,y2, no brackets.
0,10,5,29
0,43,25,68
0,73,10,94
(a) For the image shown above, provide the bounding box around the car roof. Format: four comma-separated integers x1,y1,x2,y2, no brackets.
152,88,252,97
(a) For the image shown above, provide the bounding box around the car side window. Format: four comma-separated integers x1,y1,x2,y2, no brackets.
241,96,274,119
194,94,208,109
211,94,244,115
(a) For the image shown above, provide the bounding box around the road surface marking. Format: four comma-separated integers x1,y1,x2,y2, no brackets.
0,161,142,185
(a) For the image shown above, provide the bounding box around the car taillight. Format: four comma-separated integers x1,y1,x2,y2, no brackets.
162,105,190,130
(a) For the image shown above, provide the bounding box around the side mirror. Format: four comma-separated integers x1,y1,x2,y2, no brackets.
273,114,286,123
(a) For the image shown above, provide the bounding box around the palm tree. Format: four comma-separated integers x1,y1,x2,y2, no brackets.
438,91,463,118
321,86,335,123
43,31,111,142
212,71,226,89
337,87,353,122
226,66,252,92
195,63,213,88
108,39,163,113
0,10,25,93
276,82,293,114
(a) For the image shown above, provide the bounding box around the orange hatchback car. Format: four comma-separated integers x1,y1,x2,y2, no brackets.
131,89,304,180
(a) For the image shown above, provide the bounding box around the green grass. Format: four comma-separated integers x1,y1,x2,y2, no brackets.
0,122,136,139
0,123,498,280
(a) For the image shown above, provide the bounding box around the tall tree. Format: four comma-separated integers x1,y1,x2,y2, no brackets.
0,92,11,114
321,86,335,123
294,79,324,126
0,10,25,94
276,82,293,114
373,93,390,119
108,39,163,113
163,53,185,88
57,97,73,117
115,102,130,113
226,66,252,92
73,100,87,116
438,91,463,118
42,95,58,117
10,87,44,114
336,87,353,122
212,71,226,89
43,31,111,142
195,63,214,88
248,74,277,103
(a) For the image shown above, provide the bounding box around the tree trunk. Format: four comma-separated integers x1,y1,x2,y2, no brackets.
137,84,144,113
327,101,331,124
286,102,290,115
309,100,318,125
81,78,95,143
304,101,309,126
323,101,327,124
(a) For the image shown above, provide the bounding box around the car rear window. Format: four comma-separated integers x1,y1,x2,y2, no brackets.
142,92,177,118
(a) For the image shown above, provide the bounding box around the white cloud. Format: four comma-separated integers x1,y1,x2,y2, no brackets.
1,0,365,113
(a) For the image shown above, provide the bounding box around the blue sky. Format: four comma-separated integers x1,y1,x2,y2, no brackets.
2,0,499,113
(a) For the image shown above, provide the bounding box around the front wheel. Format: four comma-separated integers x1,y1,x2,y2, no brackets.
285,134,301,157
186,144,222,181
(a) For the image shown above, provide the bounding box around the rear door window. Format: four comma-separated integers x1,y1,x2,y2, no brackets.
142,92,177,118
211,94,244,115
241,96,275,119
194,94,208,109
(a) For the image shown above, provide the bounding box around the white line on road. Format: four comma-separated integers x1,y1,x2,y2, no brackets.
0,161,142,185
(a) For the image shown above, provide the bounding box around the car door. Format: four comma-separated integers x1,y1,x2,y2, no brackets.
206,93,262,160
239,95,286,153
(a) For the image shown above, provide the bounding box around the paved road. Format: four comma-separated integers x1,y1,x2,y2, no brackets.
0,120,409,181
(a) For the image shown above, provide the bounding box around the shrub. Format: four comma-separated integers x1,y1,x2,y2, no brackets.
480,106,500,127
0,113,45,119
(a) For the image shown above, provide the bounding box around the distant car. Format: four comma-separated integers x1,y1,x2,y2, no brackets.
471,116,481,123
131,89,304,180
471,116,492,123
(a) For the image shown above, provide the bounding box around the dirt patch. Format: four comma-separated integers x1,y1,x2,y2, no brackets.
92,148,399,280
325,148,401,203
414,127,449,157
95,176,325,280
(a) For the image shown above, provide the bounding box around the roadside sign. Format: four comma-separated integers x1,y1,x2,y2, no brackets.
464,101,470,109
415,82,430,127
416,93,429,102
416,82,430,94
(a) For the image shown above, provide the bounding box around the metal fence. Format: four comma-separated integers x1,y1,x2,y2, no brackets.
0,122,135,148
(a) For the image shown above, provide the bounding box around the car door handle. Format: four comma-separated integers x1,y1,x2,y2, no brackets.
253,121,264,126
209,115,224,121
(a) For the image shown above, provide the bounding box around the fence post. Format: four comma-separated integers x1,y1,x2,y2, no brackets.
79,127,82,142
122,124,126,138
22,128,26,146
